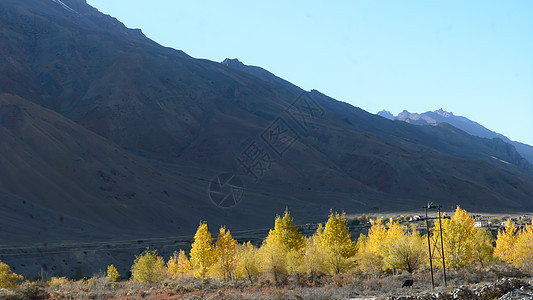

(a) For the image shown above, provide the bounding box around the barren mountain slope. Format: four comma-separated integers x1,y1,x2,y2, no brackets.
0,0,532,246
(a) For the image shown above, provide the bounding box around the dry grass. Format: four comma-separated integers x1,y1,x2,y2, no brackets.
0,263,530,299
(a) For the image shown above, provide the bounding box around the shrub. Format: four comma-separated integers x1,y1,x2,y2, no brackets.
49,276,69,287
131,249,166,284
19,281,47,299
86,276,112,298
0,261,23,289
107,264,120,282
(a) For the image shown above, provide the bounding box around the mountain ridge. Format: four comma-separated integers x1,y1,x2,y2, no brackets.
379,109,533,164
1,0,533,277
1,0,532,240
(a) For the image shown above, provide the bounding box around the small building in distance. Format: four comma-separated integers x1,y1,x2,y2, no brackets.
474,220,489,228
409,216,423,221
500,220,516,227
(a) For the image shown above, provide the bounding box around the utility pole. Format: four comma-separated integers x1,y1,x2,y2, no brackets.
425,205,434,289
438,206,447,287
424,202,448,289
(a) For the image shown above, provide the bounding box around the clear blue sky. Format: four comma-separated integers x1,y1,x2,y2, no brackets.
87,0,533,145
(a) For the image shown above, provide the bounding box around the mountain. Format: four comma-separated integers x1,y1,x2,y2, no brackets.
377,110,394,120
221,58,301,94
380,109,533,164
1,0,533,275
0,93,208,242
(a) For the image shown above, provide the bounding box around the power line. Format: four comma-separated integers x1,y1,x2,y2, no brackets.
0,222,370,258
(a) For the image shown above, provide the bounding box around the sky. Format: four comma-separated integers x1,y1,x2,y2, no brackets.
87,0,533,145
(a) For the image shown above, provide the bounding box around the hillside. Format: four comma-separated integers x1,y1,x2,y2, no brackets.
0,0,532,248
0,94,209,242
379,109,533,164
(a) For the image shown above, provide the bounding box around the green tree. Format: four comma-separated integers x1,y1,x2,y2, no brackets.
190,222,216,279
359,213,368,223
131,249,166,284
106,264,120,282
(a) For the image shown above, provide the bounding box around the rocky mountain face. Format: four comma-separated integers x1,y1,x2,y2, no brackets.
1,0,532,251
379,109,533,165
0,93,214,242
221,58,301,94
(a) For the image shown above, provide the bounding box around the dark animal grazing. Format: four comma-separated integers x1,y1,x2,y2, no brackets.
402,279,414,288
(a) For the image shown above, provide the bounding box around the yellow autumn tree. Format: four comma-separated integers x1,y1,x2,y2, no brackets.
433,206,477,269
167,249,192,279
286,249,306,280
258,230,288,284
383,223,426,273
0,261,23,289
212,226,238,281
381,220,404,271
316,211,356,274
510,219,533,269
356,218,388,274
236,241,260,284
471,228,495,269
131,249,166,284
302,235,329,284
106,264,120,282
273,209,305,252
190,222,216,279
258,209,305,283
494,219,519,264
49,277,68,287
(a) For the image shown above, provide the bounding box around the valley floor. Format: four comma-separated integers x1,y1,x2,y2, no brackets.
1,264,532,299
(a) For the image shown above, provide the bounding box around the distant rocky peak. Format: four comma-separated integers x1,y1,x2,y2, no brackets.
377,110,394,120
377,108,533,164
434,108,453,118
394,110,437,125
397,110,417,118
221,58,244,67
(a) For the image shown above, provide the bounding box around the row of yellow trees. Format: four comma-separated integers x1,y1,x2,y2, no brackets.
1,206,531,288
130,210,358,284
494,219,533,269
127,207,533,284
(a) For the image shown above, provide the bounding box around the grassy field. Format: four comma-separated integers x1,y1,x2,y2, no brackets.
0,263,532,299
